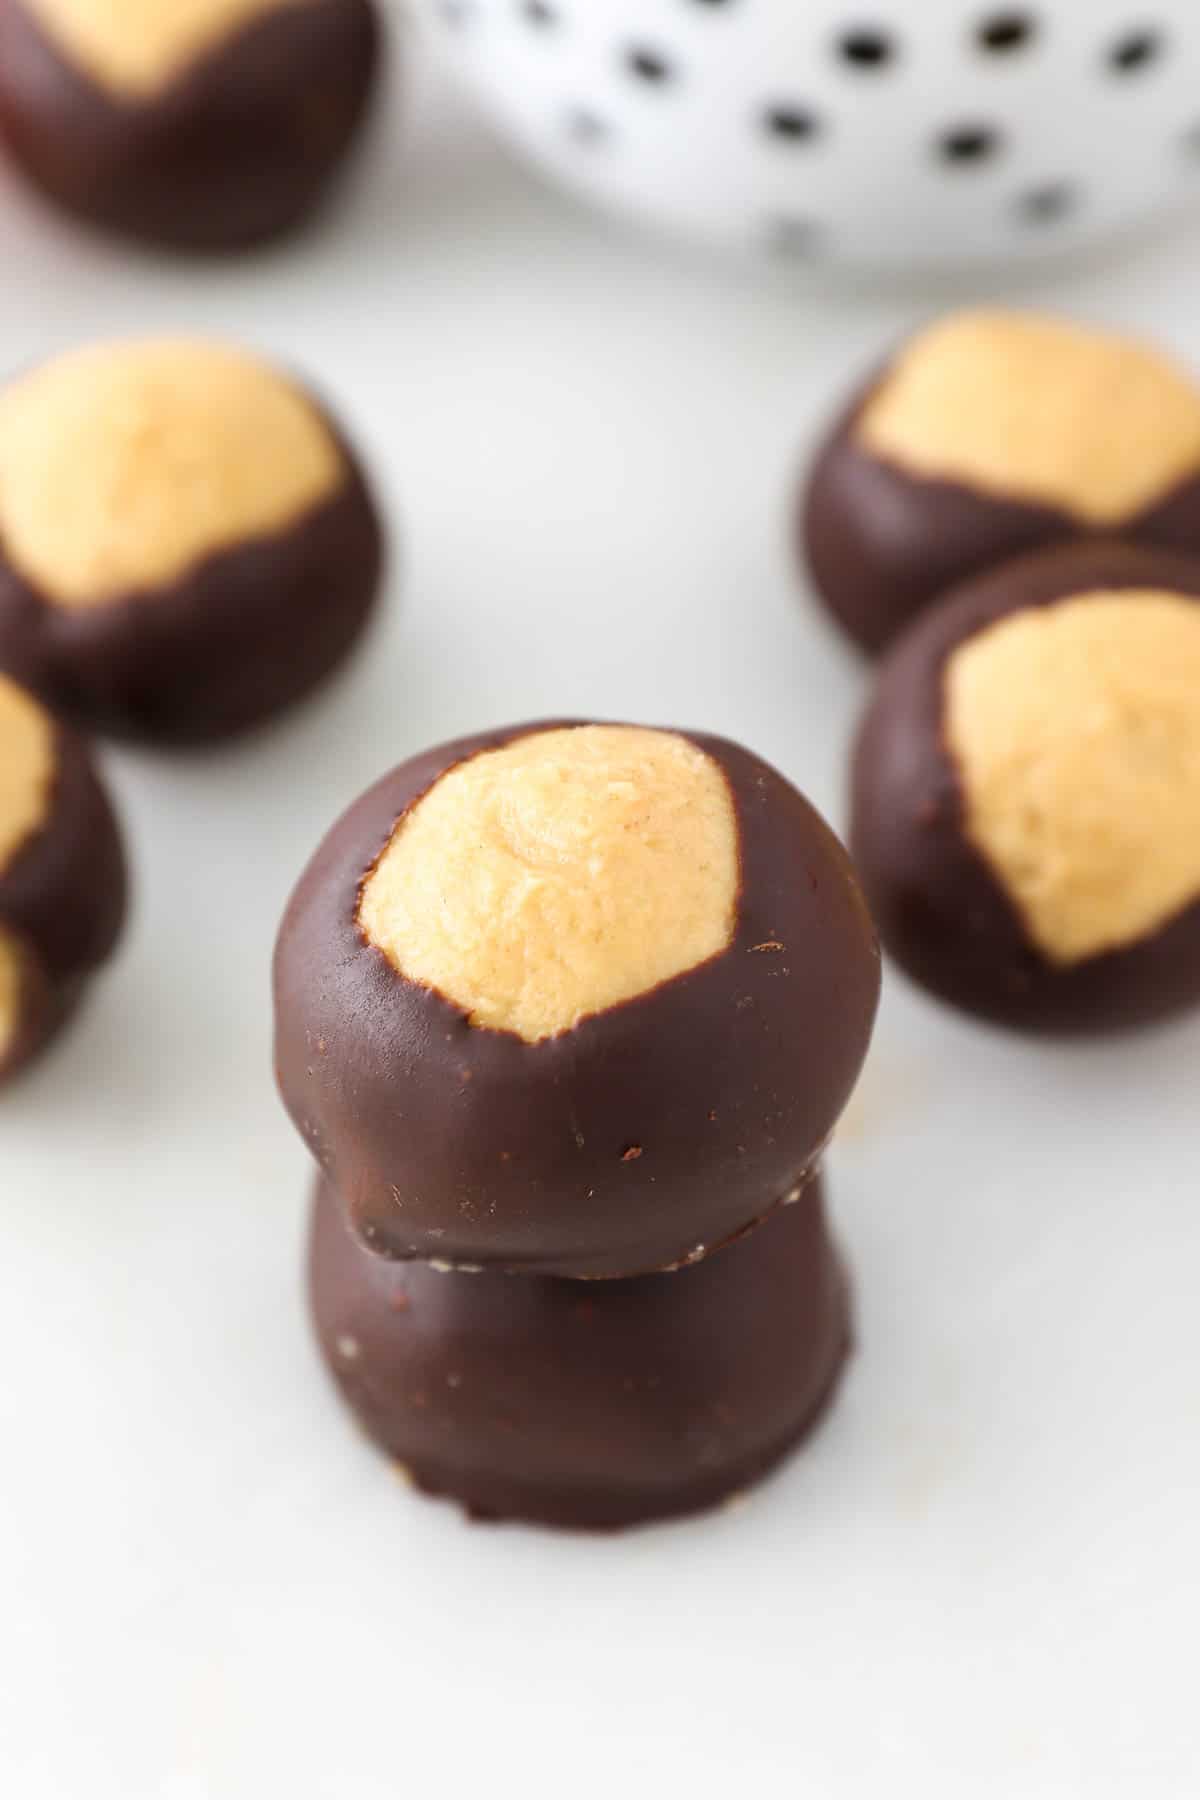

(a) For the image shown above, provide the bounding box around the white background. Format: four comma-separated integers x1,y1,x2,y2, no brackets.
2,19,1200,1799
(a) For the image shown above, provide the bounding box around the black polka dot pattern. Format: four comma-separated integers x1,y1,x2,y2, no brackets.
438,3,1192,256
938,124,1003,164
764,104,822,144
976,11,1037,53
836,26,898,70
1016,181,1078,223
626,46,676,84
1107,28,1166,73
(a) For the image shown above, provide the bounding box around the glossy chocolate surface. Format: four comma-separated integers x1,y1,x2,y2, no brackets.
309,1172,850,1531
275,721,880,1278
851,541,1200,1032
0,0,381,254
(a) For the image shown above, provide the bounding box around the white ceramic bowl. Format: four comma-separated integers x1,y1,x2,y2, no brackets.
417,0,1200,270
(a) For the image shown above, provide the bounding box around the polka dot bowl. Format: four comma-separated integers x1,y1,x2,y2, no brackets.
418,0,1200,271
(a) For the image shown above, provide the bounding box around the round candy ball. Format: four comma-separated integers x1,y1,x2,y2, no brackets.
309,1170,849,1531
0,0,381,253
275,720,880,1278
803,309,1200,654
851,541,1200,1032
0,672,126,1081
0,337,384,745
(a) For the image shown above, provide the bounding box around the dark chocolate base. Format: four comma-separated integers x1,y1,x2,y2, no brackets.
802,373,1200,657
276,720,879,1278
0,0,382,255
0,439,384,746
851,540,1200,1033
0,708,127,1082
309,1173,851,1532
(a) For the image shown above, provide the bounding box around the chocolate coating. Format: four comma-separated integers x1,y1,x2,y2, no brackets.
851,540,1200,1033
803,375,1200,657
0,426,383,746
0,0,381,255
275,721,880,1279
309,1171,850,1531
0,709,127,1079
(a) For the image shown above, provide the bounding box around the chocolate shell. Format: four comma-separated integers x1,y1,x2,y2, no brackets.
275,720,880,1277
309,1171,851,1531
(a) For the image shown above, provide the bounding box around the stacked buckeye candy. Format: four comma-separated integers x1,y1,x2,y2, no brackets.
275,722,880,1529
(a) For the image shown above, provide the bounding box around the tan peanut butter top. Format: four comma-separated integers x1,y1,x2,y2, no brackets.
0,675,54,876
0,338,342,608
945,591,1200,963
0,927,22,1066
860,310,1200,525
359,725,740,1042
25,0,310,97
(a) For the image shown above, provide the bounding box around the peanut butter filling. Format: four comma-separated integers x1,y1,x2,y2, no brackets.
26,0,310,98
359,725,740,1042
946,591,1200,962
861,310,1200,525
0,338,342,608
0,927,21,1067
0,675,54,875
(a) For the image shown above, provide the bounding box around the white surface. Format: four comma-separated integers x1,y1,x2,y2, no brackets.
418,0,1200,268
3,27,1200,1800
